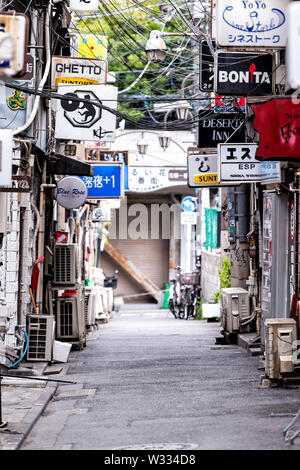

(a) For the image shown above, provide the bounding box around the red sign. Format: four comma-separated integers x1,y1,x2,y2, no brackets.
251,99,300,161
56,231,68,244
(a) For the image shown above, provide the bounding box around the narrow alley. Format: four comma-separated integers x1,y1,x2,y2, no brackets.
20,311,300,451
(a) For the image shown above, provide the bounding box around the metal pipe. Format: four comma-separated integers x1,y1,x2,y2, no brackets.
36,184,56,313
17,207,25,325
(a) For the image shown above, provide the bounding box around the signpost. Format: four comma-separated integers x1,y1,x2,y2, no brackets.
215,51,274,96
199,39,215,92
251,99,300,161
187,152,219,187
76,35,107,61
80,163,124,199
54,84,118,142
55,176,88,209
129,166,187,192
51,57,107,87
218,143,282,183
85,149,129,191
198,112,245,148
216,0,291,48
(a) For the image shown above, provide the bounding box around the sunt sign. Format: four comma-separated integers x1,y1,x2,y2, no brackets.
215,52,274,96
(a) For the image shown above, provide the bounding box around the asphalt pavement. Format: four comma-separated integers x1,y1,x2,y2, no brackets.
9,308,298,451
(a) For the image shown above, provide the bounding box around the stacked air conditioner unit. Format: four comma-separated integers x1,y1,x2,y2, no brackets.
220,288,250,335
84,289,96,328
265,319,297,380
27,315,55,362
53,244,86,349
53,244,79,286
56,288,85,345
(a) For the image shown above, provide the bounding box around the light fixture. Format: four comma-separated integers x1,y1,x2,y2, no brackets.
158,131,171,151
145,30,167,63
136,136,149,155
175,103,192,121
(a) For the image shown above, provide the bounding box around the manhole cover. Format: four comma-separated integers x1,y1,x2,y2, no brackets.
117,443,198,450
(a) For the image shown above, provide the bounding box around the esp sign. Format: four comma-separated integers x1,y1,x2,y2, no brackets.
218,143,265,183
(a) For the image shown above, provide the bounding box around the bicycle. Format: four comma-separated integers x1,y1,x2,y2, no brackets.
168,266,182,319
179,272,201,320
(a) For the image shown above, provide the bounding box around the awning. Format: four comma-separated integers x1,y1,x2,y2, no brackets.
48,153,94,177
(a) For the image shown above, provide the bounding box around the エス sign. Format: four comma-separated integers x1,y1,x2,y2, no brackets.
55,85,117,142
55,176,88,209
216,0,291,48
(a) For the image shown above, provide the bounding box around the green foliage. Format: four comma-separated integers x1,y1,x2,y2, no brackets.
212,257,231,304
194,298,204,320
75,1,192,117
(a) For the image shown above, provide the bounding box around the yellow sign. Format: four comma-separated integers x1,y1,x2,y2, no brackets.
56,77,99,86
194,174,218,184
78,35,107,60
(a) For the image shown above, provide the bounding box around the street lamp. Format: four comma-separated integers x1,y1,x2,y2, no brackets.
136,135,149,155
145,30,167,63
158,131,171,151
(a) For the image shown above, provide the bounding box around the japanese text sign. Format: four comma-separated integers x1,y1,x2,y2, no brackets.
80,163,124,199
216,0,291,48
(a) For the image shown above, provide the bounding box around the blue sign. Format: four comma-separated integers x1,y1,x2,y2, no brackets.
80,163,124,199
181,196,197,212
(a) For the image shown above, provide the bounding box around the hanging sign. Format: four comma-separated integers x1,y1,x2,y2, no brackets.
198,112,245,148
216,0,291,48
187,152,219,187
218,143,282,183
69,0,98,12
55,176,88,209
51,57,107,87
251,99,300,161
215,51,274,96
85,149,129,191
199,39,215,92
129,166,187,192
0,130,12,187
55,84,117,142
214,95,246,113
76,35,107,61
80,163,124,199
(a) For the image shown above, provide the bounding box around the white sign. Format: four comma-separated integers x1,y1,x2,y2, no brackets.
51,57,107,87
0,130,12,186
129,166,187,192
188,153,219,187
70,0,98,12
218,143,282,183
181,212,198,225
55,176,88,209
287,3,300,89
55,85,118,142
216,0,291,48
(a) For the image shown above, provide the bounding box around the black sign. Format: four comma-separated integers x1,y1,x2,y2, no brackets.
199,39,215,92
85,149,129,165
215,52,274,96
198,112,245,148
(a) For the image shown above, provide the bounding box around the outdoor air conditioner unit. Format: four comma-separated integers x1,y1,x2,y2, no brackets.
220,287,250,335
265,319,297,380
27,315,55,362
53,244,79,285
84,290,96,327
56,291,85,344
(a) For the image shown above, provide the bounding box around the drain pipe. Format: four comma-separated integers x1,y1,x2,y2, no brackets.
36,183,56,313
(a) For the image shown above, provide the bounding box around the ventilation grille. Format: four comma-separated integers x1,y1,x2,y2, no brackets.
54,245,77,285
27,315,54,361
58,300,74,338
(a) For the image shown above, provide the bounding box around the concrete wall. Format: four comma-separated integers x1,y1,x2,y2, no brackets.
201,250,220,302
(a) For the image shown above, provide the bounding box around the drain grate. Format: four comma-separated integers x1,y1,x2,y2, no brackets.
117,443,198,450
